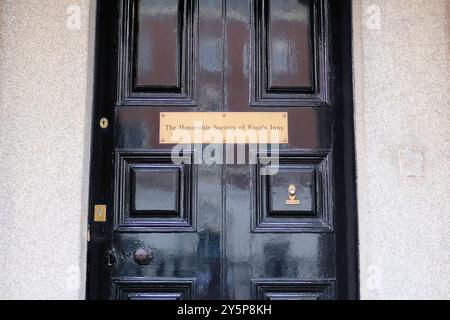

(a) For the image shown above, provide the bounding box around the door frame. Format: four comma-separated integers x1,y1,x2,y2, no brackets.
86,0,359,300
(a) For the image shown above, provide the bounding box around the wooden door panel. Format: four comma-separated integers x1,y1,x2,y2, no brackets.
266,0,313,90
254,153,333,232
253,280,335,300
118,0,197,105
112,279,196,300
114,152,195,232
253,0,330,106
135,0,182,89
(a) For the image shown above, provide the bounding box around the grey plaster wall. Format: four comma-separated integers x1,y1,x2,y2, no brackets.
353,0,450,299
0,0,95,299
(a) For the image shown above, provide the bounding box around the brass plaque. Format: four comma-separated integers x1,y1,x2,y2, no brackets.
94,205,107,223
160,112,288,144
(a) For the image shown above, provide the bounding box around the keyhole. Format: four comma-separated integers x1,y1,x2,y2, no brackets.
100,117,109,129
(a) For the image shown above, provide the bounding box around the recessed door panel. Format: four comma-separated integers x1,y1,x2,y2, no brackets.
253,0,330,106
112,279,196,300
267,0,313,90
268,167,316,215
255,153,333,233
135,0,181,89
115,152,195,232
118,0,196,105
131,165,181,215
253,280,335,300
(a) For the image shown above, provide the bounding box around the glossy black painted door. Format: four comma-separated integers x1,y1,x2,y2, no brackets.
87,0,358,300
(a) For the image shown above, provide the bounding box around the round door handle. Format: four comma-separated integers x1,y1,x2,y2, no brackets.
133,248,154,265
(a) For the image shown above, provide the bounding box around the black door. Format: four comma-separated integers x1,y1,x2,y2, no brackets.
87,0,358,300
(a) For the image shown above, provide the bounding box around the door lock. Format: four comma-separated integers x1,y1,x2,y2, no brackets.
99,117,109,129
106,250,117,267
94,205,107,222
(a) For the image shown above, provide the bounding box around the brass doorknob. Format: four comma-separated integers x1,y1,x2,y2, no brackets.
133,248,154,265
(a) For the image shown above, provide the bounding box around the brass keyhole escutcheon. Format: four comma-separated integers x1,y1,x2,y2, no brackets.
99,117,109,129
94,205,107,222
286,184,300,205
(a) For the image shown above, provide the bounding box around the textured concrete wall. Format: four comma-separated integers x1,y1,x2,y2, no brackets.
0,0,95,299
353,0,450,299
